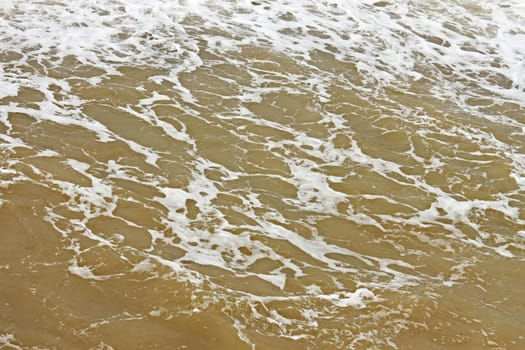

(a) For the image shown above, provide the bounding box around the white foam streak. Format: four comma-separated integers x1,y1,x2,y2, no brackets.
319,288,376,309
0,333,22,350
0,80,18,98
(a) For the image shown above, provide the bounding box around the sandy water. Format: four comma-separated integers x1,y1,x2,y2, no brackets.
1,0,524,349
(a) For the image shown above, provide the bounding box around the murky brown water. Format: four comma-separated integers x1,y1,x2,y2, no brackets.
1,1,525,349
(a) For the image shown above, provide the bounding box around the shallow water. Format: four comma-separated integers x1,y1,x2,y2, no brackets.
1,0,524,349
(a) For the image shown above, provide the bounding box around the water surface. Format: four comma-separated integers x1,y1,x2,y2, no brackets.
1,0,524,349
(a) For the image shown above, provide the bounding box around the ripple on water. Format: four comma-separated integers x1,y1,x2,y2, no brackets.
1,0,525,349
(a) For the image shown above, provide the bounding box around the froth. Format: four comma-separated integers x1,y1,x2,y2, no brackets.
1,0,524,348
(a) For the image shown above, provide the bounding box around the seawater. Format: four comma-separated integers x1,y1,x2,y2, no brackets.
0,0,524,349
